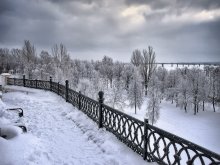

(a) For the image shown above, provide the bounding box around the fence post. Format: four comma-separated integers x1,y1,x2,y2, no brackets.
65,80,69,102
23,75,26,87
50,77,52,91
143,118,149,161
57,82,60,95
35,79,38,88
78,91,81,110
98,91,104,128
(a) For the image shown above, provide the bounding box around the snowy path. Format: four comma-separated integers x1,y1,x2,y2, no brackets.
2,87,150,165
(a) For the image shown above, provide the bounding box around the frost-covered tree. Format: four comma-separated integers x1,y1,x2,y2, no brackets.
128,69,143,114
186,68,202,115
52,43,70,82
122,64,134,90
165,70,178,104
22,40,37,79
99,56,114,88
146,75,160,125
131,49,143,67
0,48,12,73
78,79,91,96
208,67,220,112
176,75,190,112
113,62,124,82
105,79,126,110
38,50,54,80
198,73,209,111
140,46,157,95
155,66,168,101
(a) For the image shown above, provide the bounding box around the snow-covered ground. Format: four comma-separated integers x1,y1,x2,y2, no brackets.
0,86,151,165
126,99,220,154
1,85,219,165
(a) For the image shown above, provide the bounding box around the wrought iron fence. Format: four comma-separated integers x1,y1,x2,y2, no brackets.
7,76,220,165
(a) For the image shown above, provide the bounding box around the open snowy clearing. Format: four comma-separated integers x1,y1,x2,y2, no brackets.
0,86,152,165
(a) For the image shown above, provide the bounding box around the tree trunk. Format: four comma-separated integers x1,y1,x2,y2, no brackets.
212,97,215,112
152,107,155,125
145,83,148,96
203,101,204,111
184,103,187,113
135,104,136,114
194,96,197,115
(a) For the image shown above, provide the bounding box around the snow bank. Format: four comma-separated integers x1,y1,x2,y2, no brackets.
0,97,44,165
0,133,41,165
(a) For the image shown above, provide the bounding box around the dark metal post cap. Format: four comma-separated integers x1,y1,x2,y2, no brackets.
98,91,104,98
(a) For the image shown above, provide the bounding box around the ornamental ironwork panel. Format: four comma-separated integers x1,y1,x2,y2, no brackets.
37,80,50,90
102,104,145,156
51,82,59,94
58,84,66,99
25,79,36,88
25,79,31,87
68,89,79,108
7,78,14,85
14,79,23,86
27,80,36,88
80,94,99,123
145,124,220,165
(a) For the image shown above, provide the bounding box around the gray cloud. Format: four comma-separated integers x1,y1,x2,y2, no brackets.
0,0,219,62
125,0,220,10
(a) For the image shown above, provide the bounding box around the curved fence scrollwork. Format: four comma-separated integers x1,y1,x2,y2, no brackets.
80,94,99,123
37,80,50,90
7,78,23,86
102,104,145,156
68,89,79,108
51,82,58,93
6,77,220,165
145,125,220,165
58,84,66,99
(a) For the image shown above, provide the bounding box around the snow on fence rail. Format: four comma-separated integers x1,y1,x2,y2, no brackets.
7,76,220,165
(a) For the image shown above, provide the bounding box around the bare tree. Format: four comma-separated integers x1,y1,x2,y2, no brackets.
176,76,190,112
105,79,126,110
131,49,143,67
128,69,144,114
208,67,220,112
141,46,157,95
22,40,37,79
11,48,23,74
146,75,160,125
52,43,70,82
187,68,202,115
99,56,114,88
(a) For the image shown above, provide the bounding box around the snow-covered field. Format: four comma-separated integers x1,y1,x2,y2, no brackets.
126,99,220,154
0,86,151,165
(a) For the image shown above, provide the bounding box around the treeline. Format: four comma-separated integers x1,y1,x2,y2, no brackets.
0,40,220,122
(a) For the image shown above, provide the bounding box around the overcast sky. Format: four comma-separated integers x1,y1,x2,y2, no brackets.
0,0,220,62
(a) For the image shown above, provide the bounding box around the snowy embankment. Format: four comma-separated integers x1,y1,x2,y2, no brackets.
126,99,220,154
0,86,151,165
